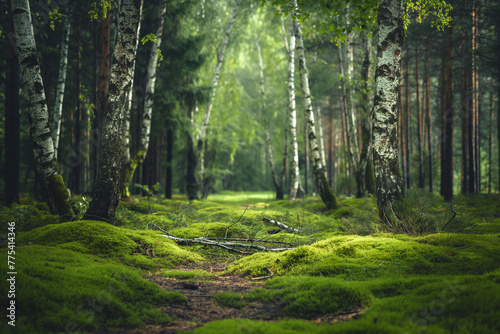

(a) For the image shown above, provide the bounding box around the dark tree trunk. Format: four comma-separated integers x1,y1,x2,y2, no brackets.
424,44,433,193
84,0,143,222
73,18,82,194
165,128,173,199
441,26,454,201
405,46,411,189
4,6,20,206
416,41,424,188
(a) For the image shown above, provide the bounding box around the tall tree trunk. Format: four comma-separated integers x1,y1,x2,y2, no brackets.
473,2,480,192
51,7,71,159
256,41,284,199
121,0,165,198
10,0,74,218
441,26,454,201
286,18,301,200
424,44,433,193
185,103,199,200
83,0,143,222
293,1,338,209
488,79,494,194
73,17,82,194
404,46,411,189
415,41,424,188
317,107,328,176
469,1,479,194
359,33,374,196
198,1,240,182
4,5,20,206
372,0,405,222
398,52,405,188
165,128,173,199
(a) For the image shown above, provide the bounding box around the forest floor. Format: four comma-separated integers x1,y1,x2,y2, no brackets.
1,190,500,333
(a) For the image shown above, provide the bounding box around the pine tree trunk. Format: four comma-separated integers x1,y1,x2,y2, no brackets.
372,0,405,221
165,128,173,199
424,44,433,193
84,0,143,222
11,0,74,218
293,1,338,210
404,47,411,189
121,0,165,198
198,1,240,179
488,79,494,194
441,26,454,201
4,4,20,206
51,7,71,159
287,18,301,200
415,41,424,188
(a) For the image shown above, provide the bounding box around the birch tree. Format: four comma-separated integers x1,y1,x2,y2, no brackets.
120,0,165,198
197,0,240,185
284,17,301,200
10,0,74,218
84,0,143,222
292,1,338,210
372,0,405,221
51,7,71,158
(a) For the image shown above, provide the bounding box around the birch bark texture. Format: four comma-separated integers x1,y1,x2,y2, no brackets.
84,0,143,222
292,1,338,210
121,0,165,198
286,18,301,200
10,0,74,217
51,8,71,158
372,0,405,220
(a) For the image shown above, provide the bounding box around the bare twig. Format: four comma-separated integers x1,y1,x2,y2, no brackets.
455,224,476,233
150,223,176,237
261,217,300,234
441,203,457,230
205,237,295,246
251,267,274,280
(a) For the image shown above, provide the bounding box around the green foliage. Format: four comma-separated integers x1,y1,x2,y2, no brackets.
88,0,114,21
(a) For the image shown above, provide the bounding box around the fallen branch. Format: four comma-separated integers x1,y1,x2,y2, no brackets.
160,235,294,253
150,223,176,237
441,203,457,231
456,224,476,233
205,237,295,246
261,217,300,234
251,267,274,280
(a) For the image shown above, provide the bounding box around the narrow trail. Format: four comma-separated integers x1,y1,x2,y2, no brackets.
92,259,362,333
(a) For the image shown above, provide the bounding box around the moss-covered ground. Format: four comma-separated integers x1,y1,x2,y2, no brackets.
0,191,499,333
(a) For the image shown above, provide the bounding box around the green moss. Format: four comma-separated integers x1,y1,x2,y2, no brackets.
16,220,203,270
212,292,246,309
48,173,74,219
0,245,185,333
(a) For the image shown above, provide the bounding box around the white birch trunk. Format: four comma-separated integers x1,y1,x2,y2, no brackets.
121,1,165,198
51,9,71,158
292,1,337,209
84,0,143,222
372,0,405,220
316,107,327,174
198,1,240,148
11,0,73,217
287,18,300,200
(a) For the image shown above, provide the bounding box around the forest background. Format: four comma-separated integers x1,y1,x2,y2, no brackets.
1,0,499,208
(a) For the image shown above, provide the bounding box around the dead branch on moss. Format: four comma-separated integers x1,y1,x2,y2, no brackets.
160,235,294,254
441,204,457,231
205,237,295,246
456,223,476,233
261,217,300,233
150,223,176,237
251,267,274,280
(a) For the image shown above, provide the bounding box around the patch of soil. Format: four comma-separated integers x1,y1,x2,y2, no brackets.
91,261,363,333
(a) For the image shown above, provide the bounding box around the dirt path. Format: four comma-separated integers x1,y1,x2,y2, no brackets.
92,260,362,333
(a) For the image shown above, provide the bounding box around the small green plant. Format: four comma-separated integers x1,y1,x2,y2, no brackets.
391,187,445,234
68,195,91,220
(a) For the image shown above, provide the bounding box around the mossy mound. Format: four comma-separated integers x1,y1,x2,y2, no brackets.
0,245,186,333
17,220,203,270
228,233,500,279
